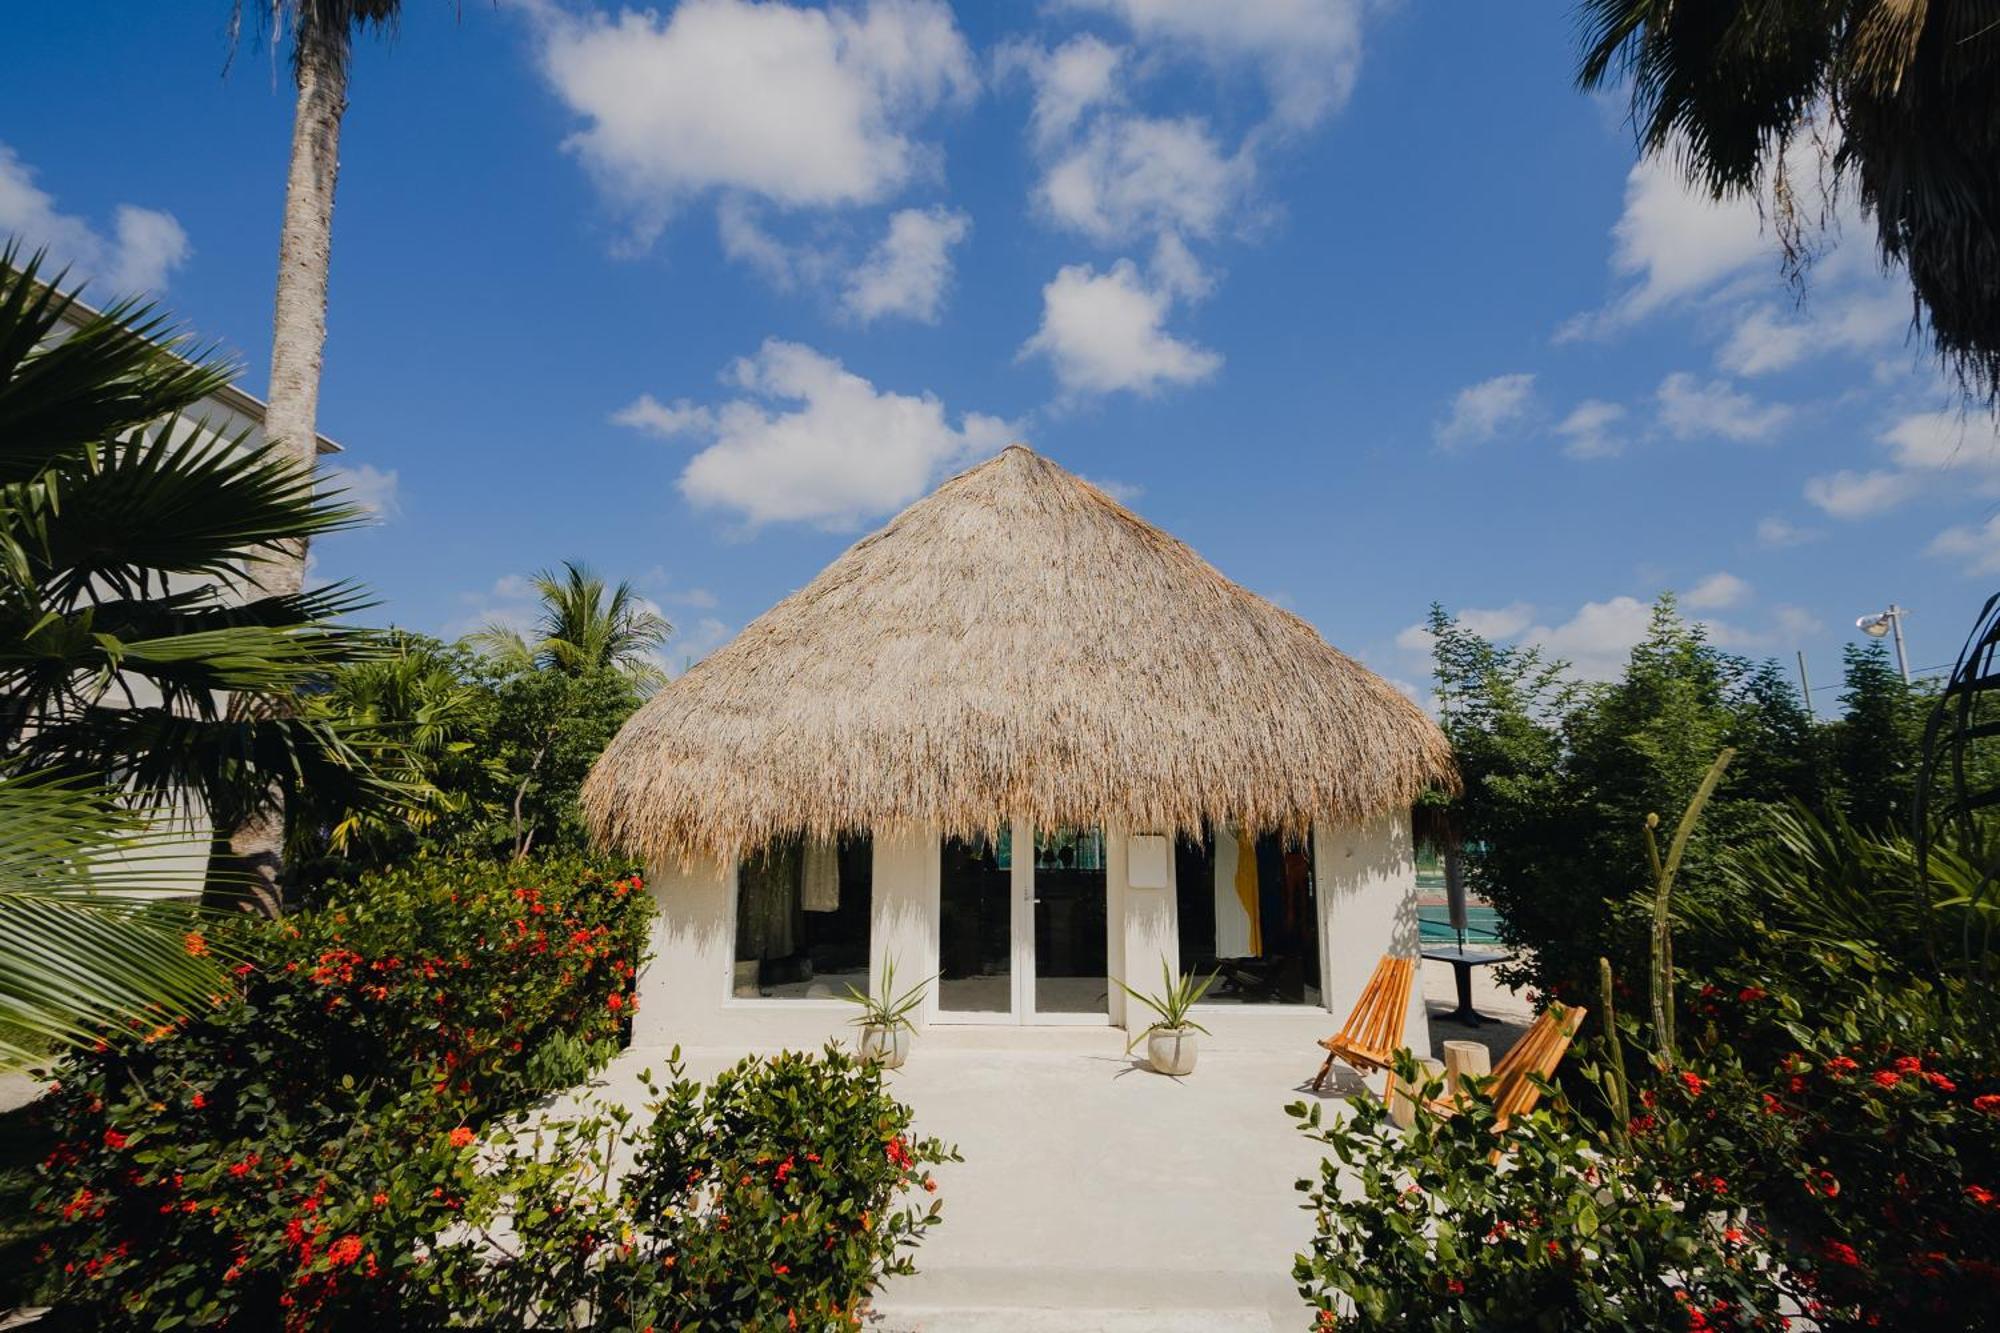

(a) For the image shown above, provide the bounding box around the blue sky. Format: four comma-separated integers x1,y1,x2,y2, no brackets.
7,0,1997,705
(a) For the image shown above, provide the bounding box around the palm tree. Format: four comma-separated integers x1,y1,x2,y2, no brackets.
1578,2,2000,401
0,246,403,914
473,562,672,689
216,0,405,899
470,563,669,857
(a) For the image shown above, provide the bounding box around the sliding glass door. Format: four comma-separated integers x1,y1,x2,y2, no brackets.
935,820,1108,1024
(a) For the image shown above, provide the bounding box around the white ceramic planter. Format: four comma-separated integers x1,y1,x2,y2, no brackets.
858,1024,910,1069
1145,1028,1198,1076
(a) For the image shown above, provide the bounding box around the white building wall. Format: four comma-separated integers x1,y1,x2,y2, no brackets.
1313,810,1425,1054
873,824,941,1029
1108,823,1177,1033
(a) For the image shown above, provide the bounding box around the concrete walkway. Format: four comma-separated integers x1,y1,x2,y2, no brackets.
583,960,1533,1332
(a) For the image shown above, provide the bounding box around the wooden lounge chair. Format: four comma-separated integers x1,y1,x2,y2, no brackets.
1310,954,1417,1093
1428,1003,1586,1130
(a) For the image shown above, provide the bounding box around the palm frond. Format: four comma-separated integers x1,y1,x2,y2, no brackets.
0,773,249,1070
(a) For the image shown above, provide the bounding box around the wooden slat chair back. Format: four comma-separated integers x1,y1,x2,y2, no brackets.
1431,1004,1586,1132
1310,954,1417,1093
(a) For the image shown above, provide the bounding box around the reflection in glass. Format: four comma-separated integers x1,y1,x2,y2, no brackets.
733,834,873,998
939,831,1011,1013
1033,826,1108,1015
1174,827,1320,1005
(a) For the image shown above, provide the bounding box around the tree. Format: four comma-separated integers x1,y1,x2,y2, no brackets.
471,563,667,857
215,0,405,906
1831,640,1923,832
0,247,400,914
1577,3,2000,401
470,562,672,688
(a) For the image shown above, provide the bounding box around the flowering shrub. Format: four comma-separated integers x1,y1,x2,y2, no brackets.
1639,998,2000,1331
421,1046,961,1330
26,854,649,1327
1289,1057,1794,1331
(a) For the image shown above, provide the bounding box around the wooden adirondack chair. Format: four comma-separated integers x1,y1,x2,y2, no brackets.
1428,1003,1586,1130
1310,954,1417,1093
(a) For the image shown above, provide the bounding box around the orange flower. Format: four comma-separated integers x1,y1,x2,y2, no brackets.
449,1127,475,1149
183,931,208,958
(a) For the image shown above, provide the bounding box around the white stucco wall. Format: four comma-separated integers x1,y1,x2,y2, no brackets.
1313,810,1425,1053
635,809,1425,1052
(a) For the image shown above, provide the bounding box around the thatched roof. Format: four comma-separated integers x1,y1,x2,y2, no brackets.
584,445,1455,864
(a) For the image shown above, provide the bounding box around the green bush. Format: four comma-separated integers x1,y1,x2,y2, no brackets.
1638,993,2000,1330
25,854,649,1326
424,1046,961,1330
1289,1057,1793,1331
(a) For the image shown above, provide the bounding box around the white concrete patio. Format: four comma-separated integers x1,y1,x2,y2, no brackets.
576,959,1532,1331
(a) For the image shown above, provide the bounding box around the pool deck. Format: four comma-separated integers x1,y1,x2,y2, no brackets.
577,957,1533,1331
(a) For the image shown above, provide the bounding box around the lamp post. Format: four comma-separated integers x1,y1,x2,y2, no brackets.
1855,605,1911,684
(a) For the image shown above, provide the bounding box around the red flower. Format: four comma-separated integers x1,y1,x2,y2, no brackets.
1873,1070,1901,1088
607,993,624,1012
1736,986,1767,1002
183,931,208,958
1976,1094,2000,1114
102,1130,127,1150
1892,1055,1922,1074
1924,1071,1957,1094
449,1127,475,1149
372,1192,389,1207
1967,1185,1996,1208
1679,1070,1706,1098
1822,1239,1862,1267
1446,1278,1465,1295
1826,1056,1859,1077
192,1092,206,1109
328,1236,364,1267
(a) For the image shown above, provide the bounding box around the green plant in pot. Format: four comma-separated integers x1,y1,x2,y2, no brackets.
1117,961,1217,1075
843,954,931,1069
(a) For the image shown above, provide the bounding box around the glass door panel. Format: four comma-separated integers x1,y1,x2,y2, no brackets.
1031,827,1108,1018
937,830,1013,1016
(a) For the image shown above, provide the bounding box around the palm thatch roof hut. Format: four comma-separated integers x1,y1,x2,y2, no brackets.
589,446,1454,1043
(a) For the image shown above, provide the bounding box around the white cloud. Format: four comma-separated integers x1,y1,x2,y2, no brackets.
1435,373,1535,449
1655,372,1792,442
1560,154,1768,339
1037,114,1249,245
612,394,716,437
1394,601,1534,655
1061,0,1367,130
714,195,811,287
1880,410,2000,477
1003,34,1125,146
1774,605,1823,638
1683,571,1750,610
1555,398,1626,460
1148,231,1214,301
1801,409,2000,520
1717,286,1910,377
1524,595,1655,682
1803,468,1918,519
1020,259,1220,397
0,142,189,294
619,338,1012,528
1080,474,1144,503
1928,516,2000,577
321,463,401,521
1756,515,1820,548
841,205,970,323
531,0,976,242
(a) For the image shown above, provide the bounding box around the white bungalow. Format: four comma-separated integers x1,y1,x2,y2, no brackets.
583,446,1455,1048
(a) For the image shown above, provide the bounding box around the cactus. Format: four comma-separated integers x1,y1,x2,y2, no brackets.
1596,955,1631,1147
1641,748,1734,1065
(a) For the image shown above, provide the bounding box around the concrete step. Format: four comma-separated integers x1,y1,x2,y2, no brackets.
868,1307,1277,1332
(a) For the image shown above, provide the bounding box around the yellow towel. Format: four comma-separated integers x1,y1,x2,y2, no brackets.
1233,829,1262,956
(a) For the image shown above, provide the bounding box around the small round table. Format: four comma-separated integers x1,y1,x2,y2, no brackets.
1422,945,1513,1026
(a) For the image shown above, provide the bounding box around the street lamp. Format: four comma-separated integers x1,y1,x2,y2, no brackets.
1855,605,1911,684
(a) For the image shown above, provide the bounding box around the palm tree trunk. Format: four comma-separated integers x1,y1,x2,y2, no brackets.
206,36,348,916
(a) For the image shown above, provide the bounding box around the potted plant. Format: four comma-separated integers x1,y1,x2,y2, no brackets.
1116,961,1217,1076
842,954,931,1069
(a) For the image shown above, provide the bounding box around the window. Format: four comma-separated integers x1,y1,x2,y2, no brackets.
1175,827,1320,1005
938,829,1011,1013
733,834,872,999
